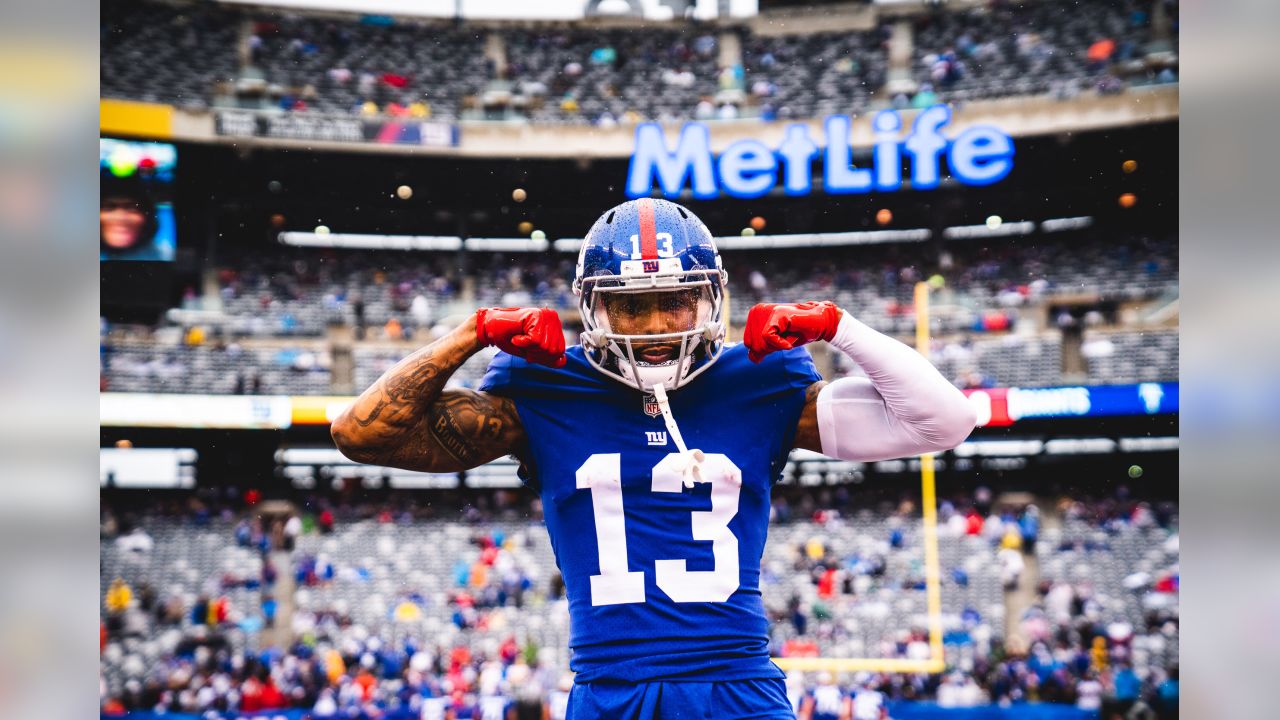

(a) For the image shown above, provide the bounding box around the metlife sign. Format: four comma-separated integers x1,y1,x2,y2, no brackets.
625,105,1014,199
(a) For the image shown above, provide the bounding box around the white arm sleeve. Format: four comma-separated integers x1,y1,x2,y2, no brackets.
816,312,978,461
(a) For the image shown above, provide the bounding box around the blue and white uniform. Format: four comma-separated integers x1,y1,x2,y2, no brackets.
481,343,816,682
806,683,846,720
473,197,974,719
480,343,819,715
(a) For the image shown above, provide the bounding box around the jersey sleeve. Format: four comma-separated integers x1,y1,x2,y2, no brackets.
779,345,823,390
477,351,520,398
768,347,823,483
476,352,540,491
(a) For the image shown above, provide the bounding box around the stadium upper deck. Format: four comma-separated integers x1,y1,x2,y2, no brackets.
102,0,1176,130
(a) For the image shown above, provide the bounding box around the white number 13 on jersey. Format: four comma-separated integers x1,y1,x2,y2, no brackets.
576,452,742,606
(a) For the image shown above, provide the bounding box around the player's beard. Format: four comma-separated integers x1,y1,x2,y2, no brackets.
632,338,679,365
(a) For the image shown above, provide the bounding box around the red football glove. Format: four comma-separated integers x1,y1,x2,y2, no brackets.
476,307,567,368
743,301,843,363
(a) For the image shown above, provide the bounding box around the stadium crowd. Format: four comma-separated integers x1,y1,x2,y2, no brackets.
102,0,1177,125
101,487,1178,719
99,229,1177,395
907,0,1176,106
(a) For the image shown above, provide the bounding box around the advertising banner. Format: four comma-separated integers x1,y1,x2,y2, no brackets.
216,111,458,148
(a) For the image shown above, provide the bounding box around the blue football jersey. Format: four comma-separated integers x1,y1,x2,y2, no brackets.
479,343,821,683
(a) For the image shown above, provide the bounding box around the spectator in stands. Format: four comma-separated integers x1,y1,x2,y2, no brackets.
384,313,404,338
116,526,154,554
157,592,184,626
349,288,366,339
284,513,302,551
998,544,1024,590
746,269,768,300
191,595,209,626
1019,505,1040,552
135,582,156,614
213,595,230,625
263,557,278,588
1097,73,1127,95
262,594,277,628
100,488,1177,715
1000,525,1023,552
982,508,1006,544
1090,632,1111,671
1111,661,1142,714
965,507,984,535
912,82,938,108
1076,670,1104,711
318,508,335,534
798,671,845,720
105,577,133,620
313,688,338,717
1087,38,1116,73
850,679,886,720
937,671,984,707
1156,666,1179,718
957,366,993,389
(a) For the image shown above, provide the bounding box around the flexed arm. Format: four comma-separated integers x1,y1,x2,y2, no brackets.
331,308,565,472
744,301,977,460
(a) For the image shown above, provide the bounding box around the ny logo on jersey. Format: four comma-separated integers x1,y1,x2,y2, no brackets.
642,393,661,417
645,431,668,446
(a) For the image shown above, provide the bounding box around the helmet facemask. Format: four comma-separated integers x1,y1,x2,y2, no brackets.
576,265,726,392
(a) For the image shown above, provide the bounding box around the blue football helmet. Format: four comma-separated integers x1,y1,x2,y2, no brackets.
573,198,727,392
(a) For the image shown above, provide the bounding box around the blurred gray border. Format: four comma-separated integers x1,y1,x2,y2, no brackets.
1181,1,1280,718
0,0,100,718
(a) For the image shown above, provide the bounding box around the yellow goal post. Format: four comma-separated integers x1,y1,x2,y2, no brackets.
772,282,946,675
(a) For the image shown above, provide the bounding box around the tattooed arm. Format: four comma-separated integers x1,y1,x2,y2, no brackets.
330,315,525,473
791,380,828,453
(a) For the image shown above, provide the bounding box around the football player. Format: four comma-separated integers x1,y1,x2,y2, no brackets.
332,198,976,719
798,672,848,720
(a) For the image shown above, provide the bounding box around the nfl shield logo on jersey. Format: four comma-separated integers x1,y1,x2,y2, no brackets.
642,393,661,417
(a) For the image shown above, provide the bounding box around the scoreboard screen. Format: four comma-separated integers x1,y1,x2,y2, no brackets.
99,138,177,262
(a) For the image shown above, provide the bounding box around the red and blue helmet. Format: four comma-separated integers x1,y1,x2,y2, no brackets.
573,198,728,392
